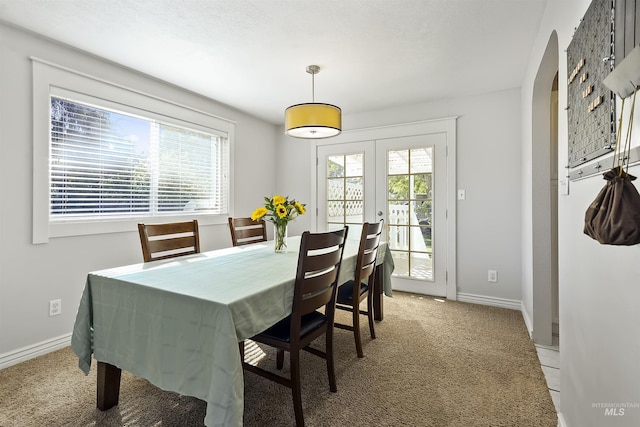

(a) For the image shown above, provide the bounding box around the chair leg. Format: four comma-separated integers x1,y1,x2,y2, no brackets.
326,325,337,392
367,292,376,339
276,349,285,370
353,302,364,358
290,350,305,427
239,341,245,361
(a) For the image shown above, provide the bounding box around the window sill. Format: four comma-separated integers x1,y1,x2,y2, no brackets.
45,214,227,241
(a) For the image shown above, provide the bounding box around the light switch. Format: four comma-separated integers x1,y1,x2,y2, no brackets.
457,189,466,200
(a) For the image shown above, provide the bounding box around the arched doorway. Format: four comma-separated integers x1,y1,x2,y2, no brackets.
531,31,559,346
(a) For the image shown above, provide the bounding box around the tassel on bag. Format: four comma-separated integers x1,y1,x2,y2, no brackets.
584,88,640,245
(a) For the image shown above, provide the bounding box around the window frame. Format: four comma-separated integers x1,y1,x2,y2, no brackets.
32,58,235,243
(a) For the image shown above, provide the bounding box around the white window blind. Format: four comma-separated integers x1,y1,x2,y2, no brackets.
50,96,229,219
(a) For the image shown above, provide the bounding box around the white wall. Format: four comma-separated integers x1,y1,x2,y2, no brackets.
522,1,640,426
0,23,278,362
277,88,523,304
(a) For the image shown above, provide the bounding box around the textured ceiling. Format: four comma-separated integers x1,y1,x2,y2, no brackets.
0,0,548,125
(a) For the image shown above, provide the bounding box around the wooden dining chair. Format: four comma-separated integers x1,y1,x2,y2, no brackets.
335,220,384,358
228,217,268,246
241,227,348,427
137,220,200,262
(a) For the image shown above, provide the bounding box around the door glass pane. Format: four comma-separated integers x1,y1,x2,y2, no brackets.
345,177,363,199
345,154,363,176
389,251,432,280
346,200,363,224
409,226,431,252
410,148,433,173
414,199,432,224
388,150,408,174
413,173,431,196
327,222,344,231
388,176,409,200
408,202,420,225
390,251,409,276
388,224,408,250
328,200,344,223
389,206,409,227
328,178,344,200
387,147,434,281
328,156,345,177
420,225,432,253
410,252,432,280
327,153,363,227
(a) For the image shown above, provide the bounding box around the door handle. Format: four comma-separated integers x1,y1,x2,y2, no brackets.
377,211,384,216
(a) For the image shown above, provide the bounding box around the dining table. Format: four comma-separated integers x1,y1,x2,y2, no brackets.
70,233,394,427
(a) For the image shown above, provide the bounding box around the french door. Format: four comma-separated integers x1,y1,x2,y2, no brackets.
314,119,457,299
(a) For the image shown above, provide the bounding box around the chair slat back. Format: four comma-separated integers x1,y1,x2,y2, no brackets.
292,228,348,320
228,217,268,246
355,220,384,284
138,220,200,262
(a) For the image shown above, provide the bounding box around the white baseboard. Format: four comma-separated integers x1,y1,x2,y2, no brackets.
557,412,568,427
521,302,534,338
0,333,71,370
456,292,521,310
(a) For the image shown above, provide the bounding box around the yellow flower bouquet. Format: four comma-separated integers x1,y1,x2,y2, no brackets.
251,195,306,252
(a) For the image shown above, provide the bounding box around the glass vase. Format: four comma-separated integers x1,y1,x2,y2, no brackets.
274,223,288,253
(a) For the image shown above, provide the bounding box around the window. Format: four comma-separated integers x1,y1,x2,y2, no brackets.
32,59,234,243
50,97,228,219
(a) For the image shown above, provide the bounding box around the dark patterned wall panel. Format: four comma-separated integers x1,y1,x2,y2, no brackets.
567,0,616,169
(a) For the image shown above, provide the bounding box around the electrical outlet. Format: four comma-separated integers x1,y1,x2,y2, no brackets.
49,299,62,316
488,270,498,283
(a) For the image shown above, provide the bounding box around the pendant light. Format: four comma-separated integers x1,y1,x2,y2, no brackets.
285,65,342,139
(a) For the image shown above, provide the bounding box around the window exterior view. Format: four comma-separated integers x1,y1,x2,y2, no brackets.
50,97,228,220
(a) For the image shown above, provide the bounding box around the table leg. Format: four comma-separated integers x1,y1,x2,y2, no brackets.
373,265,384,321
97,361,121,410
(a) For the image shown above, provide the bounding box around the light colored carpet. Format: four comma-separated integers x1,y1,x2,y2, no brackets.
0,292,557,426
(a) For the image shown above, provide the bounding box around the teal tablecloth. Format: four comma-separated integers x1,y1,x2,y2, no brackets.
71,236,393,427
